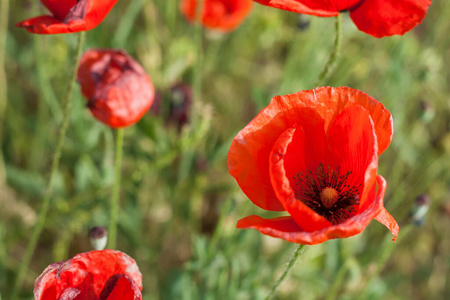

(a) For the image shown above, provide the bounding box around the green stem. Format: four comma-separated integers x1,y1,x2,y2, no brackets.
191,0,203,128
10,31,85,300
313,14,342,87
0,0,9,185
266,244,306,300
107,128,124,249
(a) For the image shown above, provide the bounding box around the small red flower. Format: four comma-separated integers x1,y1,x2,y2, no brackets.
180,0,253,32
228,87,399,245
34,250,142,300
77,49,154,128
253,0,431,37
17,0,118,34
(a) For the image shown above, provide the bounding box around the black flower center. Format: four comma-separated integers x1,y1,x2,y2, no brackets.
294,164,361,225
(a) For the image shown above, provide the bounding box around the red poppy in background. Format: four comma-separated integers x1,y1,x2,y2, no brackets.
77,49,154,128
228,87,399,245
180,0,253,32
34,250,142,300
17,0,118,34
253,0,431,37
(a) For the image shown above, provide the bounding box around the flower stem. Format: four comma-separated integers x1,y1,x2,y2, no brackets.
10,31,85,300
265,244,307,300
313,14,342,87
191,0,203,128
0,0,9,185
107,128,124,249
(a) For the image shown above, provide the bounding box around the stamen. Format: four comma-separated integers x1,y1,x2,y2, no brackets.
294,164,361,225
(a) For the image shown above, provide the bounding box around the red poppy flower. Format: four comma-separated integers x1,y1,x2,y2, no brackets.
180,0,253,32
34,250,142,300
253,0,431,37
77,49,155,128
16,0,118,34
228,87,399,245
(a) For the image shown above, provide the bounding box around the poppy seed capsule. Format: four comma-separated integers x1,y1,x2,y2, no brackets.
89,226,108,250
320,188,339,209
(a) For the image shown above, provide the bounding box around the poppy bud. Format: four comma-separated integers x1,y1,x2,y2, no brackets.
297,15,310,31
89,226,108,250
77,49,155,128
169,83,192,129
419,101,435,124
411,194,430,226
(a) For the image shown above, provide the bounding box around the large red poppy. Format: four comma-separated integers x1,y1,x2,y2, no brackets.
253,0,431,37
228,87,399,245
34,250,142,300
16,0,118,34
77,49,154,128
180,0,253,32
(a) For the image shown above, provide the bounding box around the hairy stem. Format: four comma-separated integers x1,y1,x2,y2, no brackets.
266,244,307,300
11,31,85,300
0,0,9,185
314,14,342,87
107,128,124,249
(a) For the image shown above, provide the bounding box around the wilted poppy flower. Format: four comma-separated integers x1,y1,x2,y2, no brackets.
180,0,253,32
253,0,431,37
77,49,154,128
228,87,399,245
34,250,142,299
17,0,118,34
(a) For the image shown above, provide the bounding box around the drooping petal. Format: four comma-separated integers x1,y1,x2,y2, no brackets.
326,105,378,208
375,207,399,241
41,0,78,20
34,250,143,300
227,106,324,211
253,0,339,16
99,274,142,300
350,0,432,38
274,87,393,156
237,175,390,244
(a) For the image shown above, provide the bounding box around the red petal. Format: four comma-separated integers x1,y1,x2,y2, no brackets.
180,0,253,32
238,176,393,245
99,274,142,300
326,105,378,209
253,0,339,16
350,0,432,37
59,288,81,300
275,87,393,156
34,250,143,300
41,0,78,20
77,49,155,128
375,207,399,241
228,105,324,211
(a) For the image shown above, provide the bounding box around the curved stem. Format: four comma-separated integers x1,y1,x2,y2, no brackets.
10,31,85,300
0,0,9,185
314,14,342,87
107,128,124,249
265,244,306,300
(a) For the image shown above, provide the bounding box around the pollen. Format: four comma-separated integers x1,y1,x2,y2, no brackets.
294,164,361,225
320,187,339,209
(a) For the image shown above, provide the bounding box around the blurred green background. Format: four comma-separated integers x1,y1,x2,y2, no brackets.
0,1,449,299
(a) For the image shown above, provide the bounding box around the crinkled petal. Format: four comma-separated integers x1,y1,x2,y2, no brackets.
34,250,143,300
375,207,399,241
238,176,392,244
99,274,142,300
350,0,432,38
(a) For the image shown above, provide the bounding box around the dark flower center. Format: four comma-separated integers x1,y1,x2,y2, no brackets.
294,164,361,225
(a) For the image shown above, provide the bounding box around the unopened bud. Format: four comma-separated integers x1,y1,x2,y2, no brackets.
89,226,108,250
411,194,430,226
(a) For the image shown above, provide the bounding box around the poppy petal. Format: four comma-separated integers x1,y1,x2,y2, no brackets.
253,0,339,16
59,288,81,300
275,87,393,156
350,0,432,37
41,0,78,20
326,105,378,209
99,274,142,300
34,250,143,300
238,175,390,245
228,104,324,212
375,207,399,241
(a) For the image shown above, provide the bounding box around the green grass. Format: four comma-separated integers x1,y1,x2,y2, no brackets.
0,1,449,299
